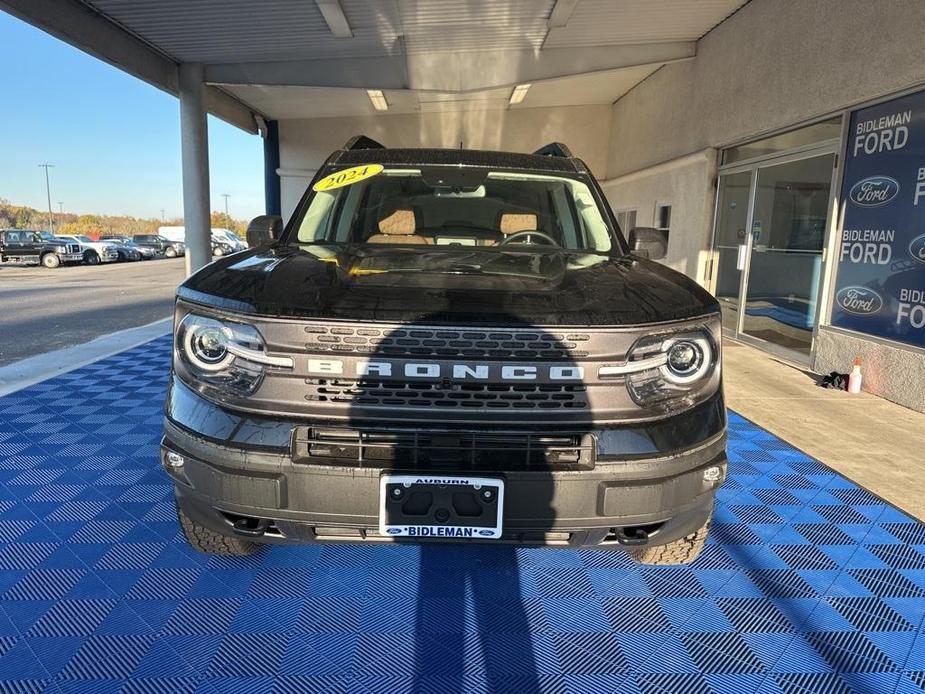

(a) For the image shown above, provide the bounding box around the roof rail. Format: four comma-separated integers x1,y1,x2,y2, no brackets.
532,142,573,158
343,135,386,151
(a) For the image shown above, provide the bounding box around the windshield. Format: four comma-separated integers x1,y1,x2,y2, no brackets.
76,236,93,243
290,167,617,254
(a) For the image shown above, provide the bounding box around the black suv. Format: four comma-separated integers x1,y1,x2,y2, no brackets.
0,229,83,268
162,138,726,565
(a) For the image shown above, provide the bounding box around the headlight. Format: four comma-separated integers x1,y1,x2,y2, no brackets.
175,313,292,396
663,336,712,384
598,319,721,410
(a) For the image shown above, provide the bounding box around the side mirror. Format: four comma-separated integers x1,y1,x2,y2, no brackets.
628,227,668,260
246,215,283,246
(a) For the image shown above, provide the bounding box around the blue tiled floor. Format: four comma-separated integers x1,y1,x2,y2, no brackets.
0,335,923,693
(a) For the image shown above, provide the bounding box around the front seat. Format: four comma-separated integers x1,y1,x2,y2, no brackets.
487,212,539,245
499,212,538,235
367,206,430,245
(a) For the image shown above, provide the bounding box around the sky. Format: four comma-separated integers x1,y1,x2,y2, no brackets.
0,11,265,221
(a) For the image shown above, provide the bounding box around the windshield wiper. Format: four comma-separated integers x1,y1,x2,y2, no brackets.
448,263,485,273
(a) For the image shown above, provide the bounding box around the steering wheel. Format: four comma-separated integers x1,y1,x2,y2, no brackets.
498,230,560,247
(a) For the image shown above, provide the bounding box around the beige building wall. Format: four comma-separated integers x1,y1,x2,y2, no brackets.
607,0,925,179
278,104,613,221
601,149,717,285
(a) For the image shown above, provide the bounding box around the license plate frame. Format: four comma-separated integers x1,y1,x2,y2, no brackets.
378,474,505,539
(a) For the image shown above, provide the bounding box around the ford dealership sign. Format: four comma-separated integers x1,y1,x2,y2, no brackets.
848,176,900,207
835,286,883,315
832,89,925,348
909,233,925,265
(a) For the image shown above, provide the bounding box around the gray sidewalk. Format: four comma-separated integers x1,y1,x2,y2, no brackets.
724,339,924,521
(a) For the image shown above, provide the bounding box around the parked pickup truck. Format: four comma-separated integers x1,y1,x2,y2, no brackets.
0,229,83,268
55,234,120,265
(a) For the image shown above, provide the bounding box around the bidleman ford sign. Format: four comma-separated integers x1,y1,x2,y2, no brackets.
832,90,925,348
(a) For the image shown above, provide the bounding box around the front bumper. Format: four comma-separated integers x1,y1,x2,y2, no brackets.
59,252,83,263
162,379,727,550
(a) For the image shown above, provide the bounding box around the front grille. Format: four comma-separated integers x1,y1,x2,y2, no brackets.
304,325,592,359
305,378,589,410
233,317,660,423
67,244,80,254
292,427,596,471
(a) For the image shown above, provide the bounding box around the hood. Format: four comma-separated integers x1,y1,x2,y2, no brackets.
178,244,718,326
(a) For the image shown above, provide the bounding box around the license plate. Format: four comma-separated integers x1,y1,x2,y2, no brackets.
379,474,504,539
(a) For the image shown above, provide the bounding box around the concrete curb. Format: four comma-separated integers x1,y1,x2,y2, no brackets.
0,317,173,397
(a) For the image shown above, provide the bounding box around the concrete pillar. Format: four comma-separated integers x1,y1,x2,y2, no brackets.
178,63,212,275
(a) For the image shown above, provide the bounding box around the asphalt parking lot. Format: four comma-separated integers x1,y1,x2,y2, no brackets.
0,258,185,366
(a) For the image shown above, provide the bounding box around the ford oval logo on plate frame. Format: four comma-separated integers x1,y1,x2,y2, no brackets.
849,176,900,207
836,286,884,315
909,233,925,265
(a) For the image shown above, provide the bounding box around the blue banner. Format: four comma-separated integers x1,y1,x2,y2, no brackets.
831,90,925,348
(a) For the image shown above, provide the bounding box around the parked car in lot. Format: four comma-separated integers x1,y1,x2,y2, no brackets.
54,234,120,265
211,236,238,257
134,234,185,258
0,229,83,268
163,138,727,565
212,228,248,253
159,226,245,257
100,235,158,260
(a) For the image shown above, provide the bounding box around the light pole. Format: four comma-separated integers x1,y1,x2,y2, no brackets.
161,209,166,221
38,163,55,232
58,202,63,213
221,193,230,218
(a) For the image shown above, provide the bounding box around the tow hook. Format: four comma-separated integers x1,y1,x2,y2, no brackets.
232,517,269,537
614,526,649,546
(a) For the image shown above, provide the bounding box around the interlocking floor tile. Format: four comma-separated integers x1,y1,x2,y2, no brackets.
0,335,922,692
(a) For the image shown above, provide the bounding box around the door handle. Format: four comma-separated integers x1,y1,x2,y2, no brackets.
736,244,747,270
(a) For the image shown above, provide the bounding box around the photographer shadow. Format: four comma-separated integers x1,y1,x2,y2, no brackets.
347,314,592,692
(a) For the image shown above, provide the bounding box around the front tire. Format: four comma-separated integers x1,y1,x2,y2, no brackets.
165,246,177,258
213,246,225,257
629,520,710,566
84,250,100,265
176,501,260,556
41,253,61,268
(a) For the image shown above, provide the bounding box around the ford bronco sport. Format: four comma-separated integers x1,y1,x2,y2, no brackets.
162,138,727,564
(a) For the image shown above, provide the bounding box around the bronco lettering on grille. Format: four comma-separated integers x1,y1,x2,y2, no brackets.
308,359,584,382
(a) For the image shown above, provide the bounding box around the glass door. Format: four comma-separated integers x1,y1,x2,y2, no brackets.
712,172,753,335
740,154,835,356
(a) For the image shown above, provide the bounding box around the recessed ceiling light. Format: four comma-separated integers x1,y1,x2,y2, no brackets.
315,0,353,38
367,89,389,111
509,84,531,105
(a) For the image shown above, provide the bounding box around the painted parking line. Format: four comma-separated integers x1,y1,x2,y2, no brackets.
0,318,172,397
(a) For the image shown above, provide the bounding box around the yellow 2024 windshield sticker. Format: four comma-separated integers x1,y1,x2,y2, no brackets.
312,164,384,192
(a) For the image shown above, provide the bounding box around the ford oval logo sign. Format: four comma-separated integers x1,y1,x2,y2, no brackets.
478,529,495,537
909,233,925,265
849,176,900,207
836,286,883,315
385,527,402,535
